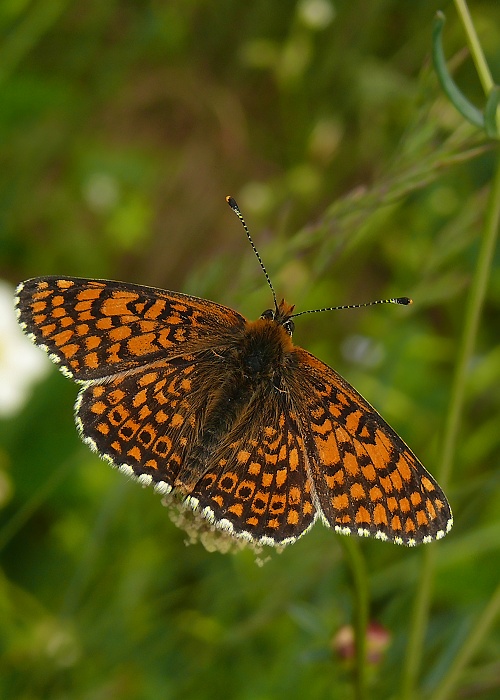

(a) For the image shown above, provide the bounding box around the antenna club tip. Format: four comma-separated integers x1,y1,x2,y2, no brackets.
226,195,239,211
396,296,413,306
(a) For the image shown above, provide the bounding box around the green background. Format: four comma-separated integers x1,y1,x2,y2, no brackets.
1,1,500,698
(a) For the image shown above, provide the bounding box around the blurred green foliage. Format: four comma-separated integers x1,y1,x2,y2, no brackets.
1,1,500,699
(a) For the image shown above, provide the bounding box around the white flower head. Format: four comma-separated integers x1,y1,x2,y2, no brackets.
0,281,50,418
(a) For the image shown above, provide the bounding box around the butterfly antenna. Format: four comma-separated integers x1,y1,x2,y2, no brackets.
226,196,278,309
291,296,413,319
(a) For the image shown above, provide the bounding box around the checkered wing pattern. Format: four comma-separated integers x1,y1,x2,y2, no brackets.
186,397,317,545
76,351,316,546
15,277,245,380
294,349,452,545
75,356,205,491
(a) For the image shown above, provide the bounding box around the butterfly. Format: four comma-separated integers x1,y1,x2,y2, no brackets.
14,197,452,548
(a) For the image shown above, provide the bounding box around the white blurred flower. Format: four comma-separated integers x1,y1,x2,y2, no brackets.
298,0,336,30
82,172,120,213
0,281,50,418
341,334,385,368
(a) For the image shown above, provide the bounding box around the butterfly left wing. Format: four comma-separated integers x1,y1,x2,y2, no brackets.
74,355,209,493
15,276,246,381
292,349,453,546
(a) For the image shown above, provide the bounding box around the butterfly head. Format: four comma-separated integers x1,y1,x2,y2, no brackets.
260,299,296,337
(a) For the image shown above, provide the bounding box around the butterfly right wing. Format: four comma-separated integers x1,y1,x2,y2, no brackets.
15,276,246,381
291,348,453,546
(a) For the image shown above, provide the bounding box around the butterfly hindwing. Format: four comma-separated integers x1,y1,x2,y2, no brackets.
75,347,317,545
187,390,318,545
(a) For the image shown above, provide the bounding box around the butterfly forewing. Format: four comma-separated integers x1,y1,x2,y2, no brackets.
15,277,246,380
293,349,452,545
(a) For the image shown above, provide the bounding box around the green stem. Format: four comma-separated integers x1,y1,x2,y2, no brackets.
453,0,495,94
0,0,70,85
401,146,500,699
400,545,436,700
340,537,369,700
439,150,500,490
430,581,500,700
426,147,500,698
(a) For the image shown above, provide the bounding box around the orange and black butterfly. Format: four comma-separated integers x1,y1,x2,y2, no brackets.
15,197,452,548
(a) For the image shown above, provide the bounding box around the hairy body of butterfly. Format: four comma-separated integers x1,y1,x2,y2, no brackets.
15,276,453,547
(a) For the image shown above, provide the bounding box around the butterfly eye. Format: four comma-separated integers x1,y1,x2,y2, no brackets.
261,309,275,321
284,319,295,336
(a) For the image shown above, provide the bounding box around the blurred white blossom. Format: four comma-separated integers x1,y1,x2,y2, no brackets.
0,281,50,417
82,172,120,213
298,0,335,30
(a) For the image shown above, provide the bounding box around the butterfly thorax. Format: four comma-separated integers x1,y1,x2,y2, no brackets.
236,315,294,382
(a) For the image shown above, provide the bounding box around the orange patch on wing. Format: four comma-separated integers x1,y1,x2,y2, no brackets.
345,410,362,433
391,471,403,491
344,452,360,477
269,495,286,514
127,334,158,356
289,487,301,505
391,515,402,531
405,518,416,533
362,464,376,481
101,295,137,318
355,506,371,524
316,431,340,466
77,288,102,301
276,468,287,488
426,500,437,519
421,476,435,492
397,457,412,482
410,492,422,506
332,494,349,510
369,486,383,501
128,446,141,461
84,352,99,368
350,482,366,500
110,326,132,341
399,498,410,513
386,497,398,512
53,330,74,346
303,501,314,515
288,447,299,470
373,503,388,525
417,510,429,526
96,317,113,330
